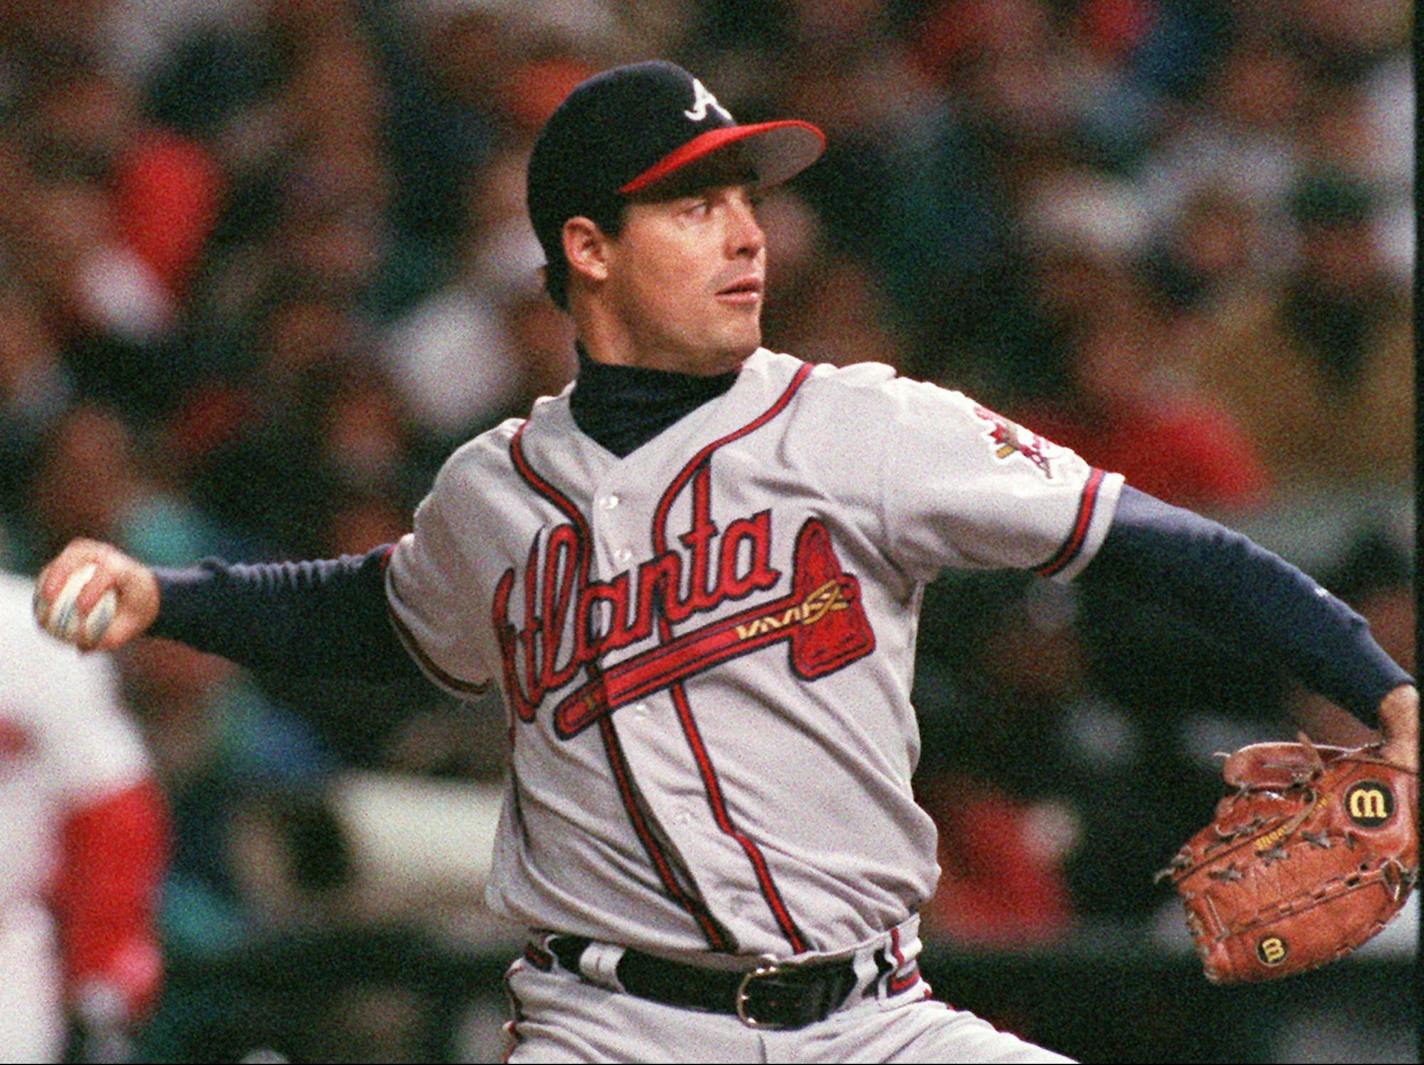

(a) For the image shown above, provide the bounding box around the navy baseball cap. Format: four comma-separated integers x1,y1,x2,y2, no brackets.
527,60,825,257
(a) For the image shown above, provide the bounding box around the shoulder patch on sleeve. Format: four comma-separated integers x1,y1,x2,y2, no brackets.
969,404,1065,480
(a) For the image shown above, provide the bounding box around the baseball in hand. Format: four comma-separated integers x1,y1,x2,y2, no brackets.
35,563,118,645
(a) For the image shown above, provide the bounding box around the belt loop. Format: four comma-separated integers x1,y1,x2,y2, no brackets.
578,941,626,992
878,918,924,999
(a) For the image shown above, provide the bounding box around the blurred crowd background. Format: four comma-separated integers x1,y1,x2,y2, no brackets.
0,0,1412,1061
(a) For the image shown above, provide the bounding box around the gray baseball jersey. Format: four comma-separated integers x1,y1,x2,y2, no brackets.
386,348,1123,962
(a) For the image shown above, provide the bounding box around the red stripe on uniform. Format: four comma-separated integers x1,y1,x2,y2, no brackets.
599,716,731,951
652,362,814,538
651,362,815,954
509,424,729,951
669,684,809,953
886,927,920,993
1034,467,1106,578
510,423,586,530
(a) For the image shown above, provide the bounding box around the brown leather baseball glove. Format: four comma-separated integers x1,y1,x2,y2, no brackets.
1158,736,1418,983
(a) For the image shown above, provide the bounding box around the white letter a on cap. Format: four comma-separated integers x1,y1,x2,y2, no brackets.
684,79,732,122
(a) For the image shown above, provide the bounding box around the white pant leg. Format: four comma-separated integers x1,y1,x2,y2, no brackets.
765,996,1075,1065
0,905,65,1064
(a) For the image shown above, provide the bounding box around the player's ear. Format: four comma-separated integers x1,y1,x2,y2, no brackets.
562,216,612,286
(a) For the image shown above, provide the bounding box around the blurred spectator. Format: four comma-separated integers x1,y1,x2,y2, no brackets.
26,404,229,566
7,57,221,355
383,3,516,252
774,0,937,255
1135,21,1306,265
765,252,905,370
0,277,73,520
1187,171,1411,493
226,787,356,931
874,0,1077,395
1294,75,1413,283
1,569,167,1062
913,574,1213,926
1277,0,1411,86
1019,341,1268,512
180,303,424,556
1139,187,1260,325
381,141,556,442
119,637,335,957
1013,261,1269,513
917,773,1075,947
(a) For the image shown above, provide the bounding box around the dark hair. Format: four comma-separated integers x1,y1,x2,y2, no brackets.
541,196,627,310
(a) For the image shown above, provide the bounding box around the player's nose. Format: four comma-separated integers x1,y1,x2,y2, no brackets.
727,195,765,260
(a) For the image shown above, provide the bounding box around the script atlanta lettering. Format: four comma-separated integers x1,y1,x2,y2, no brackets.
493,484,779,722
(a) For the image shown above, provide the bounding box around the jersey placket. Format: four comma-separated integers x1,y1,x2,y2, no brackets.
587,474,744,949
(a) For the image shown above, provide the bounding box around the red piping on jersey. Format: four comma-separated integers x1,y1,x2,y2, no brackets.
1034,467,1106,578
509,422,731,952
650,363,815,538
599,715,731,949
651,361,815,955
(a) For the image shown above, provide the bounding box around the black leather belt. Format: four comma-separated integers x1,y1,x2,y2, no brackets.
547,935,859,1030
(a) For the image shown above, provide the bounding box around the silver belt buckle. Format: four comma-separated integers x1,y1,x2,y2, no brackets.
735,954,788,1030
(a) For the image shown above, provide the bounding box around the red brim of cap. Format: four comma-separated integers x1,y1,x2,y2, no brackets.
619,120,827,196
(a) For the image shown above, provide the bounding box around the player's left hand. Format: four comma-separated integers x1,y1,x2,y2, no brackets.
1378,683,1418,772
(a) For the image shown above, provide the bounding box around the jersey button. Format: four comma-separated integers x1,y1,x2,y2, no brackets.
632,702,648,719
598,494,621,510
614,548,633,564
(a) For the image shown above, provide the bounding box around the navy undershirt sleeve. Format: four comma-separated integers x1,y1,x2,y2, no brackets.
1080,486,1411,728
148,545,429,687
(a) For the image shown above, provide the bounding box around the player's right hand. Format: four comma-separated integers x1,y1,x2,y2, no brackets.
34,539,160,652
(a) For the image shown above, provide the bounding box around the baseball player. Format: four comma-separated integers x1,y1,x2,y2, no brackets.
1,571,167,1063
35,62,1416,1063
